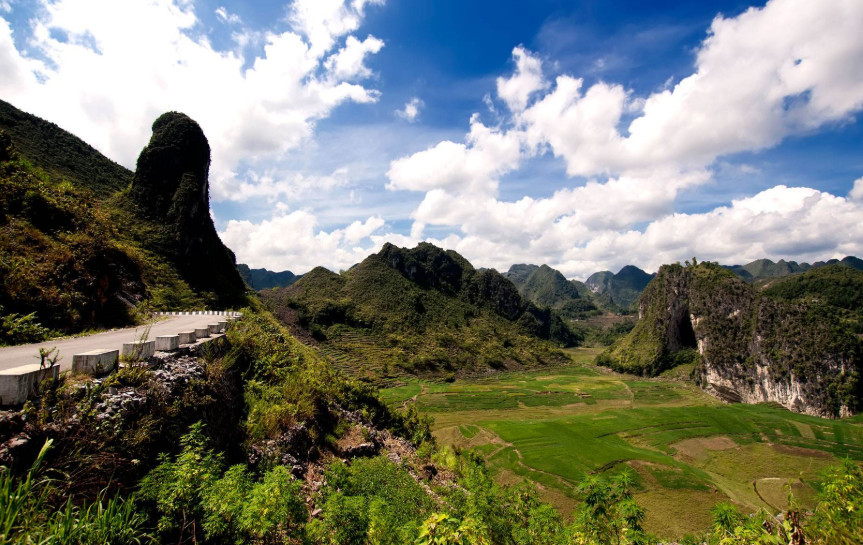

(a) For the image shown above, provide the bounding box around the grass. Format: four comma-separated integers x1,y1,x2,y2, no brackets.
380,348,863,540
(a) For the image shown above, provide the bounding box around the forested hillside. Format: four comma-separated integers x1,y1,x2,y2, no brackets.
262,243,580,380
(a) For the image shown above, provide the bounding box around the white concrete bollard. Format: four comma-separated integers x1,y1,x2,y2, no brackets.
121,341,155,361
0,364,60,406
194,328,210,339
178,331,196,344
156,335,180,352
217,321,228,332
208,324,220,335
72,349,119,375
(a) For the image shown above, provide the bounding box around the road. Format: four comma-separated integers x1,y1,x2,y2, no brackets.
0,314,233,372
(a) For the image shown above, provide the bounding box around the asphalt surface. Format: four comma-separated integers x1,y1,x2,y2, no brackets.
0,314,232,372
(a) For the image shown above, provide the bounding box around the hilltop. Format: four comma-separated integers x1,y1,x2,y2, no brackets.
601,261,862,416
585,265,654,312
0,102,246,340
263,242,579,380
503,264,599,319
237,264,302,290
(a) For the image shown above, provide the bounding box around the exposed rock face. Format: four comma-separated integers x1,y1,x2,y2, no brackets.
129,112,245,305
605,262,861,417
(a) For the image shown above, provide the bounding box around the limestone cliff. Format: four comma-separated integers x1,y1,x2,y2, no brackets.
128,112,245,306
602,262,861,417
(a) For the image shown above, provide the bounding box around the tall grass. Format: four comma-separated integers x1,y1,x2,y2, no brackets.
0,439,153,545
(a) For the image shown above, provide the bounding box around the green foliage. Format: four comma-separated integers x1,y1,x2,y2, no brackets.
0,305,51,345
415,513,490,545
312,457,433,545
570,471,651,545
0,439,153,545
807,459,863,545
139,422,223,539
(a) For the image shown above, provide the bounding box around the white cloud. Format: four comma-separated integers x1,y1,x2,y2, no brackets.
324,34,384,80
849,177,863,201
0,0,384,202
215,6,241,25
496,46,547,112
385,0,863,279
395,97,423,122
219,210,389,272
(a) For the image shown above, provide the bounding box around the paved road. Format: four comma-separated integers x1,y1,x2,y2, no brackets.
0,314,233,372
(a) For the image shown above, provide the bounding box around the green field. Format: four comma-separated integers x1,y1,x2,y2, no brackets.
380,349,863,539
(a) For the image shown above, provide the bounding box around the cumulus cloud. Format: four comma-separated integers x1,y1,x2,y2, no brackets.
496,46,547,112
0,0,385,202
385,0,863,279
395,97,423,122
219,211,389,272
849,177,863,201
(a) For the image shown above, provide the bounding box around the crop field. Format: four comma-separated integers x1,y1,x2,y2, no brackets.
380,349,863,539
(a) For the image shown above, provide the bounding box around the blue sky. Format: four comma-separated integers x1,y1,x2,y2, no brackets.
2,0,862,278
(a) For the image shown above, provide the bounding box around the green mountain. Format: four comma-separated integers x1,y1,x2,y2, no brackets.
601,261,861,417
0,103,246,340
585,265,654,311
725,255,863,281
237,264,301,290
504,263,598,319
262,243,579,379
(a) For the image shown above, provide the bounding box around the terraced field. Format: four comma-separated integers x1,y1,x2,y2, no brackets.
380,349,863,539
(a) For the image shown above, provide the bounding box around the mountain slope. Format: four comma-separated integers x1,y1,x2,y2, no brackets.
601,261,861,417
0,99,131,198
263,243,579,379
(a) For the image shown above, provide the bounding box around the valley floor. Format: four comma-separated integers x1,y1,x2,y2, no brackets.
380,349,863,540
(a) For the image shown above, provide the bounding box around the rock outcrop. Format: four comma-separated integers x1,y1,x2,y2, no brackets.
603,262,861,417
129,112,245,306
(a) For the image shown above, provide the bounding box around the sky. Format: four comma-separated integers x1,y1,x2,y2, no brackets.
1,0,863,279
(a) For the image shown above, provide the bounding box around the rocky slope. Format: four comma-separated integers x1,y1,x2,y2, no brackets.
602,262,861,417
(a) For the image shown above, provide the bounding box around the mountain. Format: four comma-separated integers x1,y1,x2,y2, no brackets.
0,99,131,198
585,265,654,311
0,103,246,338
237,264,301,290
600,261,861,417
725,256,863,282
504,264,598,319
263,243,579,379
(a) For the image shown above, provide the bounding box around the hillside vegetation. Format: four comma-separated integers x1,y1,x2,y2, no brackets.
0,103,247,342
263,243,580,380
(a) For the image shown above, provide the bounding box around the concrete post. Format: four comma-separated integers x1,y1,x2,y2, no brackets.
156,335,180,351
72,349,119,375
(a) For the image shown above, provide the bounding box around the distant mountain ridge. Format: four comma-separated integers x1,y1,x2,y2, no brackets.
237,264,301,290
725,256,863,281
